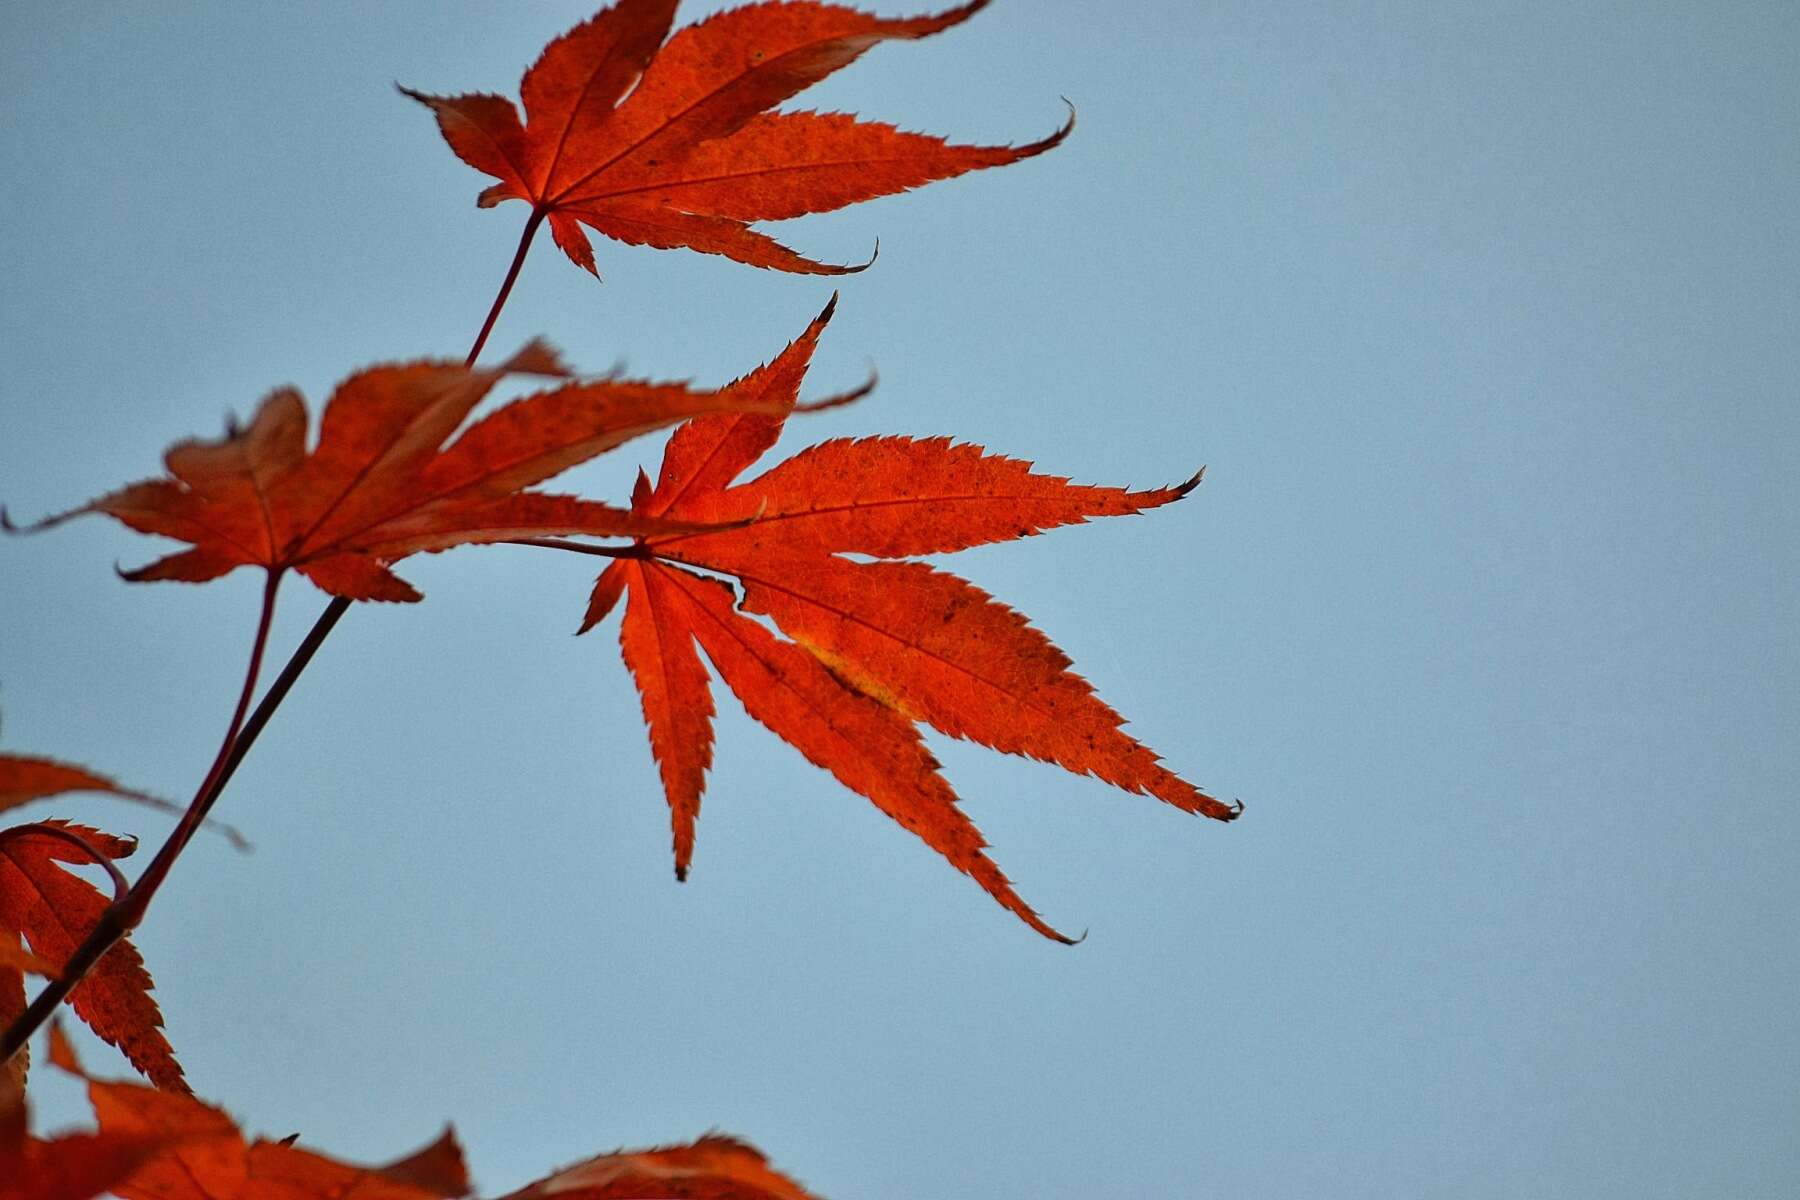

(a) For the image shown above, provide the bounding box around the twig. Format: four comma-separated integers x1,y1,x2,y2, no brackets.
0,211,549,1069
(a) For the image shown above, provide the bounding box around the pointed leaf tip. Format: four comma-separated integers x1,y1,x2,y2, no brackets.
930,0,989,23
792,373,876,415
377,1125,471,1197
499,338,571,378
46,1020,81,1075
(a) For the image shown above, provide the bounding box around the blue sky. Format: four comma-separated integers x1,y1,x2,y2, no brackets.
3,2,1797,1196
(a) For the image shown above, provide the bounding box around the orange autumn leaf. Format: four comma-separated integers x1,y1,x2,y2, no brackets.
495,1133,823,1200
2,1040,175,1200
0,754,244,851
0,824,181,1093
0,757,161,820
7,340,806,602
0,943,54,979
16,1028,818,1200
404,0,1069,275
23,1025,468,1200
0,1120,173,1200
2,1137,169,1200
583,303,1236,940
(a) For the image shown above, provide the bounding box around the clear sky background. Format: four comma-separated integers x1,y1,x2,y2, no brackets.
3,2,1796,1196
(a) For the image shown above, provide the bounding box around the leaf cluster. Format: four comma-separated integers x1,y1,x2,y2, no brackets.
3,3,1234,1196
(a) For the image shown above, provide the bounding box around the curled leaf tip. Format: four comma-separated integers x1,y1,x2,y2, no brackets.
814,242,879,276
999,99,1077,161
1056,96,1079,137
0,505,60,535
0,822,133,901
95,778,253,851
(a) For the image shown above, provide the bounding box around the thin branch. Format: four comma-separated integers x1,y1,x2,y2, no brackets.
0,210,551,1071
120,571,281,911
0,571,281,1065
467,209,547,368
211,591,349,803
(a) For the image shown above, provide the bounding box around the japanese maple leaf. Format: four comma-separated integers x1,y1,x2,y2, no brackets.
0,758,157,821
0,754,245,851
20,1025,469,1200
6,340,804,602
23,1027,817,1200
581,302,1238,940
403,0,1070,275
0,824,180,1093
495,1134,822,1200
2,1033,177,1200
0,1109,171,1200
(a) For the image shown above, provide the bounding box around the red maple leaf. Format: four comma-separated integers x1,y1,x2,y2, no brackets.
0,1114,170,1200
7,339,812,602
403,0,1069,275
495,1133,823,1200
0,824,180,1093
0,758,161,822
12,1027,820,1200
0,754,244,852
582,301,1238,940
7,1025,468,1200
